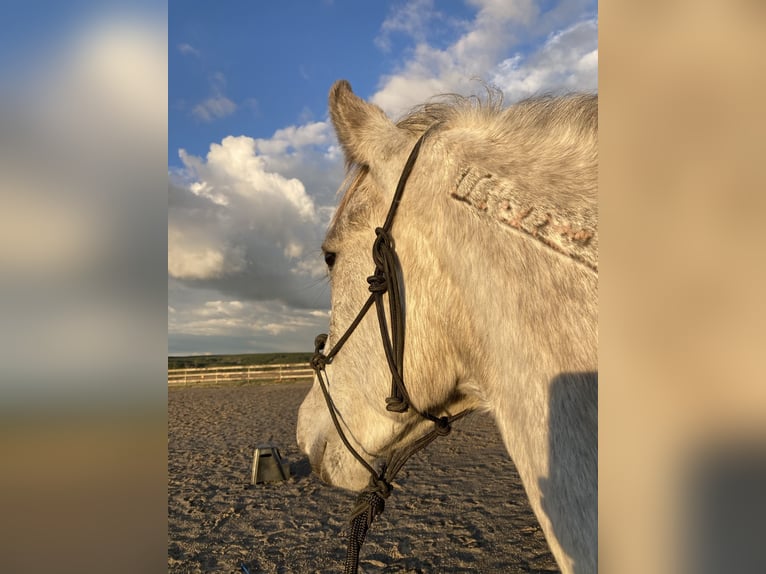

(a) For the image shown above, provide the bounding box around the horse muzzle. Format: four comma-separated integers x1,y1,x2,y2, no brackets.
297,385,377,492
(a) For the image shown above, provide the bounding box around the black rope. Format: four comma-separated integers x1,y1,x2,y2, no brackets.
370,227,410,413
381,132,428,233
341,408,471,574
344,475,391,574
309,123,473,573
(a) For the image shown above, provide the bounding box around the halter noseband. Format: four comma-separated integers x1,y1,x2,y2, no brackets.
309,124,471,573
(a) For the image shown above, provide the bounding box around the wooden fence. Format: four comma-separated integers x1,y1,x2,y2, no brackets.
168,363,314,387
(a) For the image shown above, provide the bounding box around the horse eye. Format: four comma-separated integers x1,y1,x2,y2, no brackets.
324,251,336,269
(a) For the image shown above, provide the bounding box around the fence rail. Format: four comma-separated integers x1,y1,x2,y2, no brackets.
168,363,314,387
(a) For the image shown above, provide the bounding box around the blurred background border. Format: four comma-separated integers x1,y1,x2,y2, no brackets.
0,1,764,572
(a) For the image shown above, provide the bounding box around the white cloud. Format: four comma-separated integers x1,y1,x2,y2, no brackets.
167,114,341,355
198,135,316,219
167,286,331,354
254,121,331,156
371,0,597,118
192,95,237,122
168,240,225,280
491,19,598,100
167,226,246,280
467,0,536,22
168,296,273,337
177,43,199,57
169,127,338,309
188,72,239,122
309,310,330,318
375,0,439,52
284,241,304,259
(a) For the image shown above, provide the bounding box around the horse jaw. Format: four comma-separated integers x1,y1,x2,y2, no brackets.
296,379,379,492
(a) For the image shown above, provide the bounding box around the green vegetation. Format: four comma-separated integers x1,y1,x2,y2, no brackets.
168,352,312,370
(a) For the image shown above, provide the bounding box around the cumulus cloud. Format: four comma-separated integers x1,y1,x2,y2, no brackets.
491,19,598,100
168,226,246,280
184,135,317,219
254,121,332,156
169,125,339,313
167,115,346,354
372,0,597,118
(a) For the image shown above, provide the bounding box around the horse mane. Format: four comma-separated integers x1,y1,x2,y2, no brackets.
335,90,598,271
400,91,598,272
396,88,597,141
394,86,506,135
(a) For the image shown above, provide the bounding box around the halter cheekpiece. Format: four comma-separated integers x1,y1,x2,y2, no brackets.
309,124,471,573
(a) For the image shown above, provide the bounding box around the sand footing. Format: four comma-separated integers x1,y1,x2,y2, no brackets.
169,382,559,573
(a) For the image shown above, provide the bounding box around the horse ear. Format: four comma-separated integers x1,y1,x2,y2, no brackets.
329,80,401,166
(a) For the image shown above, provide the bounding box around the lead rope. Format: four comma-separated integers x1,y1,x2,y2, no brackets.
343,409,470,574
314,335,469,574
309,124,472,573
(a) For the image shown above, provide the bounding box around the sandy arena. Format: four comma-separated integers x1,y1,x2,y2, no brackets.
168,382,559,573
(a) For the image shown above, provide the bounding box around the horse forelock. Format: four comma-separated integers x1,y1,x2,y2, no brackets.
324,165,374,251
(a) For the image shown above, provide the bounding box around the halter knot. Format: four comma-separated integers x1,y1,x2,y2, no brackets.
310,352,329,372
385,395,409,413
371,227,394,268
368,474,392,500
366,272,388,294
350,475,391,524
311,333,330,371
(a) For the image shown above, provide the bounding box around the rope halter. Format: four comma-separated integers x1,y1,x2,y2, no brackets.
308,124,472,573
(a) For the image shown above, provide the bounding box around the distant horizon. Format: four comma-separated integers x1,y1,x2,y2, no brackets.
168,350,312,358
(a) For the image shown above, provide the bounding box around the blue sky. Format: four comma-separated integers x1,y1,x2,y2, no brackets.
168,0,598,356
169,1,476,165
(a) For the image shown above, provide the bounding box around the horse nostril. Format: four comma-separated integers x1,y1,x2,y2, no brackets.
310,440,328,476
